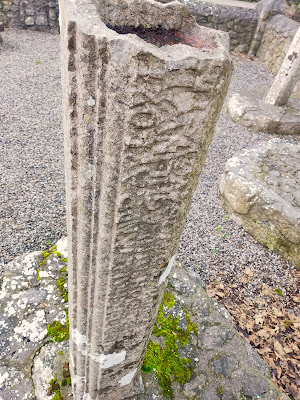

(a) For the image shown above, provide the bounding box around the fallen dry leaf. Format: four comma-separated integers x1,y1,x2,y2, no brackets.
206,280,300,399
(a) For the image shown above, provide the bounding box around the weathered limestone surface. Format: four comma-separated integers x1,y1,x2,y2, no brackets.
0,238,68,400
32,254,286,400
256,14,300,98
0,241,287,399
133,262,286,400
265,27,300,106
227,91,300,134
60,0,232,398
219,140,300,268
228,25,300,133
257,14,299,75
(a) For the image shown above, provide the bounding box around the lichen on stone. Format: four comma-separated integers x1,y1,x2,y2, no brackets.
142,292,197,398
37,243,70,342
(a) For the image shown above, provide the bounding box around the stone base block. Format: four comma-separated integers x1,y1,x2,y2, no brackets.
0,239,287,399
227,91,300,134
30,251,286,400
220,139,300,268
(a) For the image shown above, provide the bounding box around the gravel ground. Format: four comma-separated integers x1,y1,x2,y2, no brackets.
0,29,65,266
0,30,299,303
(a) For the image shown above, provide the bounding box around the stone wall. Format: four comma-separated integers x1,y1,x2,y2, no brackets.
159,0,259,52
0,0,259,47
0,0,59,31
257,14,300,97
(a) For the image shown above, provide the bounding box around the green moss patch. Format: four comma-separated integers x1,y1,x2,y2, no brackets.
47,314,69,342
142,292,197,398
49,379,63,400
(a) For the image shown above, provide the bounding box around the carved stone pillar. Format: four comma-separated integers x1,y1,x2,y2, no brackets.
59,0,232,398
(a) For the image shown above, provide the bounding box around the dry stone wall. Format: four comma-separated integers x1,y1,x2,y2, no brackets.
257,14,300,97
1,0,258,46
0,0,59,31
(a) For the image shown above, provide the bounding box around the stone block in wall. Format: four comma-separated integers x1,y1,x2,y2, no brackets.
35,13,48,25
24,16,34,25
25,8,35,15
48,8,56,20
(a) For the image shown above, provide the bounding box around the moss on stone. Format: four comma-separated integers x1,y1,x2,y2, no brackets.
56,267,68,303
47,313,69,343
142,292,197,399
61,377,71,386
49,379,63,400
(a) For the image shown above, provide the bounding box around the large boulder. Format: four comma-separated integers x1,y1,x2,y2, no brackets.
220,139,300,267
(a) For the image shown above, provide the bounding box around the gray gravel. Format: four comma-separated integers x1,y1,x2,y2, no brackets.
0,29,65,265
0,30,299,300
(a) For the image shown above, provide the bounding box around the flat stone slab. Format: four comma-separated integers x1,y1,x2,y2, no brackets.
220,139,300,267
227,91,300,135
0,239,287,399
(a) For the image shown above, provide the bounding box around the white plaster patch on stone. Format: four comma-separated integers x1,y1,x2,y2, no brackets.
14,310,47,342
56,237,68,258
86,96,96,107
93,349,126,368
0,371,9,386
73,329,126,368
159,255,176,285
119,368,137,387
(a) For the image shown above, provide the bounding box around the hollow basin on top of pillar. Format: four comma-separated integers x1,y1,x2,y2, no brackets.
59,0,232,399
